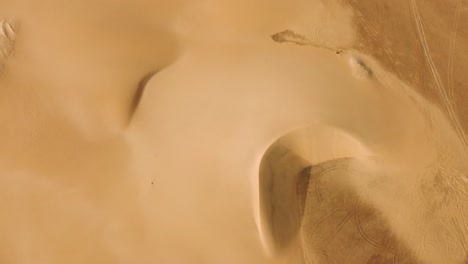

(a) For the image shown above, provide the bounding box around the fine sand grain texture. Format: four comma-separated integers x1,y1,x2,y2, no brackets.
0,0,467,263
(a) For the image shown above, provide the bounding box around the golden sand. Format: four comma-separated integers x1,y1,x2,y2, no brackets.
0,0,467,263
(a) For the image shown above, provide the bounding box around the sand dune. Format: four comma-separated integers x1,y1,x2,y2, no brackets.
0,0,467,263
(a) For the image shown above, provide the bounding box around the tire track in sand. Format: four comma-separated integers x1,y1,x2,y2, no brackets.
446,0,463,101
410,0,468,153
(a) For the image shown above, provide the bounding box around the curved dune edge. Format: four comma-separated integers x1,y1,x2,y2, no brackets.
258,125,369,254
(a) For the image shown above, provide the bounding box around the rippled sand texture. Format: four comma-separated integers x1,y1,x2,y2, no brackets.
0,0,467,263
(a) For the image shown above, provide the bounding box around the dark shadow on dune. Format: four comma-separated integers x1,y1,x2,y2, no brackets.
259,143,311,254
127,70,158,126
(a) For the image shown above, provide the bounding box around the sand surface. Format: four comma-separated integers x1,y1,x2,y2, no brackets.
0,0,467,263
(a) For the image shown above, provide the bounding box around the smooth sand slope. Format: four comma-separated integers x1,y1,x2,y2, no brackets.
0,0,467,263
